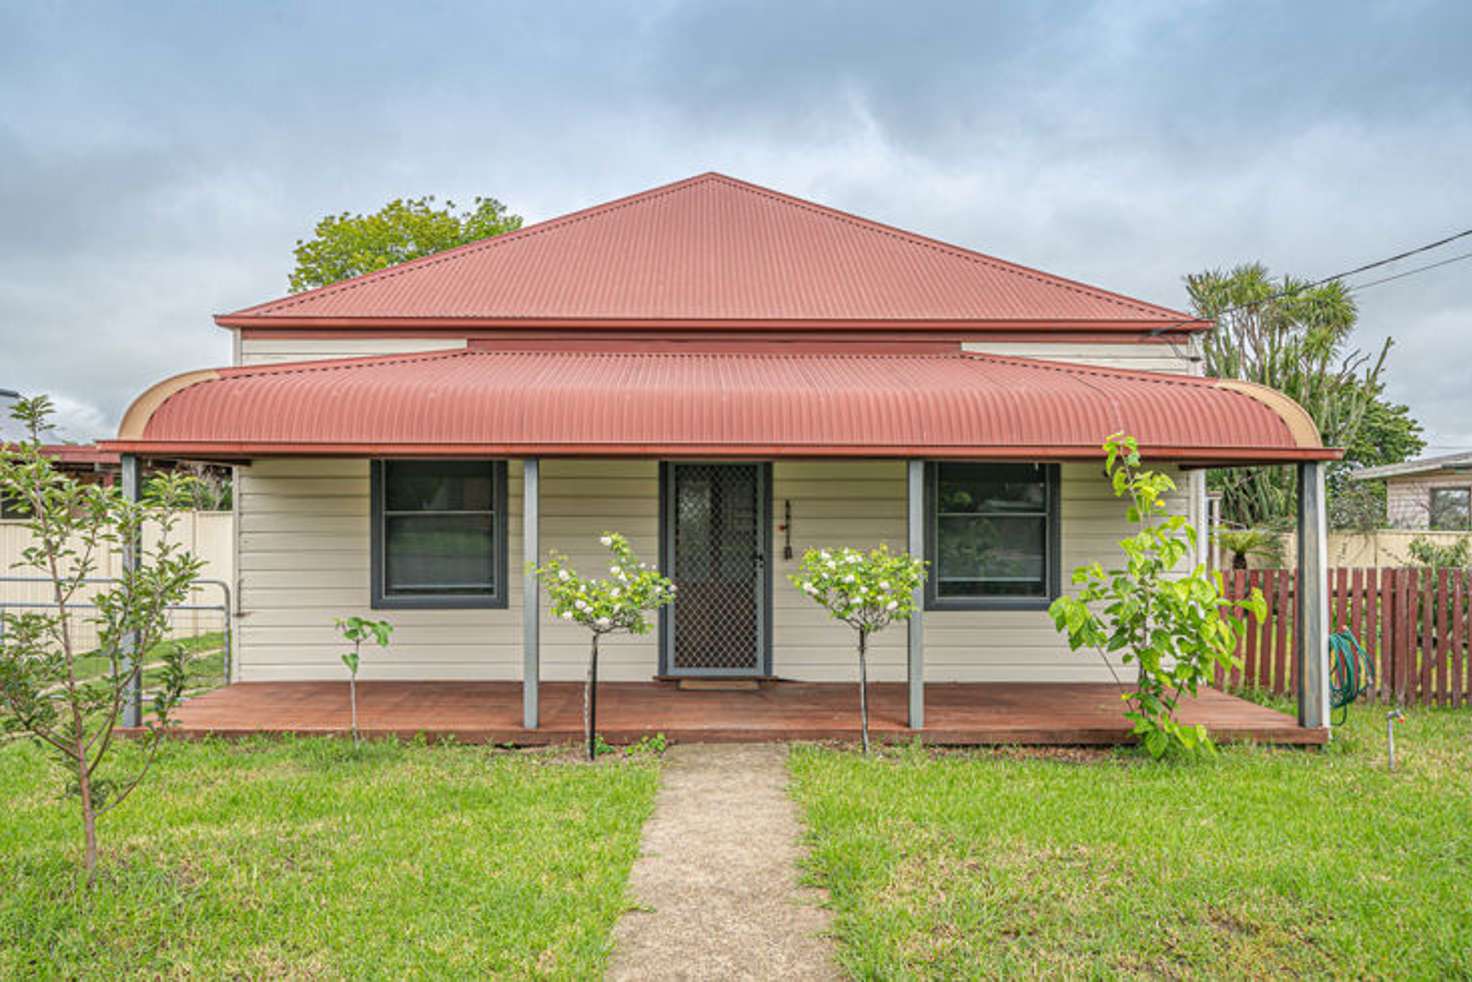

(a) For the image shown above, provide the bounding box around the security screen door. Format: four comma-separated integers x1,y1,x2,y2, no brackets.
665,463,765,675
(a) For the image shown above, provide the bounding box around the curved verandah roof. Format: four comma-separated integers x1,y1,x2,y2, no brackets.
103,347,1337,465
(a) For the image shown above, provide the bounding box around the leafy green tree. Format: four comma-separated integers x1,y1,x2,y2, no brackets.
1330,398,1425,531
1188,263,1421,530
532,534,675,760
1050,434,1263,759
0,397,203,885
790,545,927,754
289,195,522,292
335,616,392,747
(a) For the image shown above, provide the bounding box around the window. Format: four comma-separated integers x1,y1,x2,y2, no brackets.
1430,487,1471,531
925,461,1060,610
371,460,507,608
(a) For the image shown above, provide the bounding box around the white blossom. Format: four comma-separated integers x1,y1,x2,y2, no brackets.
886,600,899,611
561,610,574,620
600,535,613,546
595,616,611,628
558,569,570,581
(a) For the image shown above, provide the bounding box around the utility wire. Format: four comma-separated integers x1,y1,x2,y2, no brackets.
1151,226,1472,336
1345,249,1472,293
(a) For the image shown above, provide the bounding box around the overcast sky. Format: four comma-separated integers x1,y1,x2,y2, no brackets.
2,0,1469,450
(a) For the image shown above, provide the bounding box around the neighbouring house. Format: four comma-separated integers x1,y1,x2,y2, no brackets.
102,172,1341,736
1352,452,1472,530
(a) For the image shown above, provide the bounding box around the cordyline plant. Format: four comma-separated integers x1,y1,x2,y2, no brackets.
532,533,675,760
790,545,926,754
335,616,392,747
0,396,203,886
1049,433,1265,759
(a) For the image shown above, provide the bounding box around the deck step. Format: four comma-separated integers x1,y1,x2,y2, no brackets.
677,679,761,691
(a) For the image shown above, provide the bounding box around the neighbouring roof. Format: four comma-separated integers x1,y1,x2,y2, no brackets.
216,173,1207,333
106,348,1333,464
0,443,121,468
1351,451,1472,481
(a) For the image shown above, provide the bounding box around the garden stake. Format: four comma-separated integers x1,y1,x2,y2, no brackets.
1386,709,1405,771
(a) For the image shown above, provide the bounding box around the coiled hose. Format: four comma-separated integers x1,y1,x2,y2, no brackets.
1328,629,1375,726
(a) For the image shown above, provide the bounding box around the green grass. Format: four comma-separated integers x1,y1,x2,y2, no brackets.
790,705,1472,979
69,632,227,697
0,737,660,979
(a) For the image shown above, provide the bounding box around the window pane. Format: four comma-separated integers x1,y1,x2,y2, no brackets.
936,515,1045,596
937,463,1046,514
385,514,496,595
385,460,494,512
1430,489,1470,531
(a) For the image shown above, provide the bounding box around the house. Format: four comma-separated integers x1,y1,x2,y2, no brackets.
103,173,1340,740
1352,452,1472,530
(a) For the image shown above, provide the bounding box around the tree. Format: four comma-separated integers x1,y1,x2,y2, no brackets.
1049,434,1263,759
336,616,392,747
790,545,927,754
1214,528,1281,571
0,397,203,885
532,534,675,760
1188,263,1421,530
1329,398,1425,532
289,195,522,292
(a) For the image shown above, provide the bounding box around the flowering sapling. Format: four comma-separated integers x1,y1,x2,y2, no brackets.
790,544,926,754
533,533,675,760
335,616,392,747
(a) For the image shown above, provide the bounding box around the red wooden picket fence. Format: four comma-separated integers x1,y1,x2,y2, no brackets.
1217,567,1471,707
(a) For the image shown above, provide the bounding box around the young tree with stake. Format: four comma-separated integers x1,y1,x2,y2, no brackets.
791,545,926,754
0,396,203,886
532,533,675,760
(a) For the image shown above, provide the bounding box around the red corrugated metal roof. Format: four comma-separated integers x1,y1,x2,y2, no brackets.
217,173,1206,332
108,349,1334,463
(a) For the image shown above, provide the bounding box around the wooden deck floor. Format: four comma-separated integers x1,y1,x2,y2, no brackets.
151,681,1325,746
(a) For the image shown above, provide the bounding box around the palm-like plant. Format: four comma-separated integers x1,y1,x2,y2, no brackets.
1215,528,1281,571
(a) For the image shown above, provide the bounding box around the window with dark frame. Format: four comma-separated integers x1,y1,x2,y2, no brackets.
371,460,507,608
1429,487,1472,531
926,461,1060,610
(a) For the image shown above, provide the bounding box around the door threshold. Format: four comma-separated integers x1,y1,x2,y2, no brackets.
673,678,764,691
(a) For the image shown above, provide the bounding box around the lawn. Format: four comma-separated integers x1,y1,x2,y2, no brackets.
790,704,1472,979
70,631,228,697
0,737,660,979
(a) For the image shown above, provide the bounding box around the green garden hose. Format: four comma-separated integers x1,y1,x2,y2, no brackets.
1328,629,1375,726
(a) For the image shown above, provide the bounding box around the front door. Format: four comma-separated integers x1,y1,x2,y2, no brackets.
663,463,767,676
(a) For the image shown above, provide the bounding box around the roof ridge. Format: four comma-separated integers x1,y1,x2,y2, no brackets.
229,173,726,318
703,174,1191,320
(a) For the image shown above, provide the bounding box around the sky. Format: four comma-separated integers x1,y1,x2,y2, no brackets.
1,0,1469,450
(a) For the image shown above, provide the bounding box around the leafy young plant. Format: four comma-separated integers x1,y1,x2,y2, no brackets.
0,396,204,885
1049,434,1264,759
532,533,675,760
790,545,927,754
335,616,393,746
1406,535,1472,572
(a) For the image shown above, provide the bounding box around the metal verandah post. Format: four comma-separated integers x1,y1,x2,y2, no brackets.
1297,460,1331,729
120,453,142,728
522,458,540,730
906,459,925,729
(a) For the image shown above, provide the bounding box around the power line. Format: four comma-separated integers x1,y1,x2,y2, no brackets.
1151,226,1472,335
1346,249,1472,293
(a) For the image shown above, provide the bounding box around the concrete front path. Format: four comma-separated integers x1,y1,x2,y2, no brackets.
606,743,841,981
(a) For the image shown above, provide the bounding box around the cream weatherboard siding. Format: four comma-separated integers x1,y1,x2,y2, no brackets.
961,340,1200,374
234,456,1183,684
235,457,661,683
238,336,468,365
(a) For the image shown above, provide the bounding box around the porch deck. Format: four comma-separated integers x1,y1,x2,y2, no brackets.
153,681,1324,746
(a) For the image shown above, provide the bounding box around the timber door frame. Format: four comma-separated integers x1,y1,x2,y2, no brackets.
658,461,773,677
